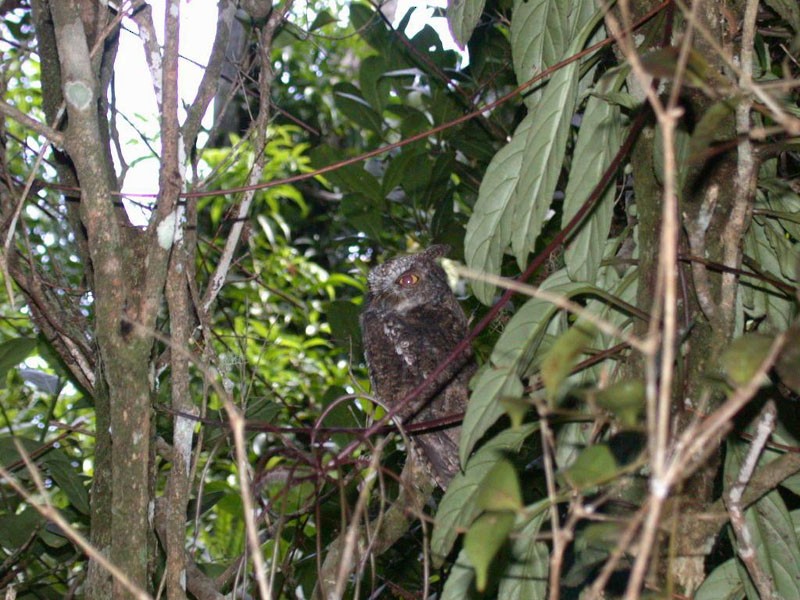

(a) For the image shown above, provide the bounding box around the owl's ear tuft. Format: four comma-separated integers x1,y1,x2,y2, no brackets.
424,245,451,260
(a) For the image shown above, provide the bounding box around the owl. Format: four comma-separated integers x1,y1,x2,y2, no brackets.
360,245,476,489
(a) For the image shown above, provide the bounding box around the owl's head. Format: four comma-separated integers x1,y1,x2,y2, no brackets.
365,245,453,314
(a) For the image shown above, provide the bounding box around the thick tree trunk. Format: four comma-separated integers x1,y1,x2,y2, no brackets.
30,2,157,596
627,0,753,594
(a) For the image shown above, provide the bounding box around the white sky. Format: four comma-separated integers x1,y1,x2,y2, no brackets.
114,0,462,223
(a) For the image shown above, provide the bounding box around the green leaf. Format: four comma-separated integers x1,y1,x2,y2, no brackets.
563,74,623,282
0,435,46,470
465,112,537,304
763,217,799,282
590,90,640,110
326,299,362,356
461,272,588,460
695,559,745,600
341,193,384,240
440,547,477,599
540,322,596,402
359,54,391,114
560,443,618,489
594,379,646,427
578,521,623,553
565,521,623,585
187,489,228,519
499,395,531,429
432,424,538,564
0,337,37,387
0,507,43,549
511,10,605,266
717,333,775,387
688,100,736,165
447,0,486,49
310,145,383,202
460,366,524,464
743,218,795,330
309,10,336,32
43,449,90,515
511,55,579,266
381,148,431,199
498,504,549,599
477,459,523,512
510,0,569,108
464,511,515,592
760,178,800,240
333,83,383,134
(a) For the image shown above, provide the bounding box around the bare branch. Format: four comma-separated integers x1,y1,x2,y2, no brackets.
200,3,292,317
181,0,238,150
725,401,778,600
0,100,64,146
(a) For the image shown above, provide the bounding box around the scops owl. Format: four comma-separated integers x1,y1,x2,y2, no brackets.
360,245,476,489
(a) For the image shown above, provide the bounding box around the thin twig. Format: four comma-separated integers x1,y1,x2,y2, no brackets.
724,401,778,600
228,399,272,599
200,2,292,316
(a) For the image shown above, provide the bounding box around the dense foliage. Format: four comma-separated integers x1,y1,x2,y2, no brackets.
1,0,799,599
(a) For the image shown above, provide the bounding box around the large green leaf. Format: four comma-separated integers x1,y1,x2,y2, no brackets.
476,459,523,513
0,506,43,549
743,217,795,330
498,503,549,600
310,145,383,202
763,0,800,33
460,365,524,465
695,559,746,600
464,9,607,292
465,112,537,304
510,56,579,266
461,271,584,461
760,178,800,241
332,82,383,134
465,511,516,591
540,321,596,401
510,10,605,265
359,54,391,114
432,424,538,564
559,443,619,489
563,76,623,282
510,0,569,108
440,547,477,599
0,435,44,470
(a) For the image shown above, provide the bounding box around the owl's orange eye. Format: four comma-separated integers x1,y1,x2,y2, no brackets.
397,271,419,286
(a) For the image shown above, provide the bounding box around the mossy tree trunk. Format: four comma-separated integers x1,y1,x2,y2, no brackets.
627,0,755,593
